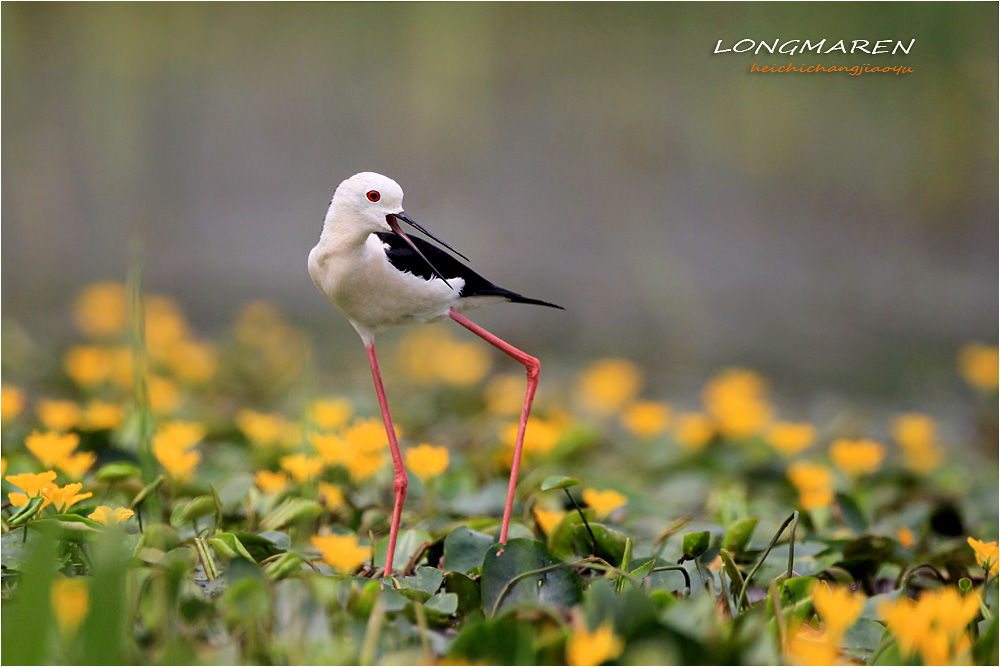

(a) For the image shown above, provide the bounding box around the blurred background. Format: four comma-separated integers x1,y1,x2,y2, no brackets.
3,3,997,406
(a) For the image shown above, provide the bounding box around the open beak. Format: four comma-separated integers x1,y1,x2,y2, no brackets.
386,213,456,288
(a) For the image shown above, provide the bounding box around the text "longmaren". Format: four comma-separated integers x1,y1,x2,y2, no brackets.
714,39,915,56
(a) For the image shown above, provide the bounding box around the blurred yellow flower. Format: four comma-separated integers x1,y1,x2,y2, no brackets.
254,470,289,495
1,384,26,423
51,578,89,634
829,438,885,477
576,358,642,416
784,623,839,666
308,398,353,432
144,295,189,360
405,443,449,482
484,374,527,416
787,461,834,511
766,422,816,456
311,533,369,575
967,537,999,575
1,458,5,478
25,430,80,468
702,368,773,440
6,470,58,507
897,527,914,548
340,419,389,481
673,412,714,450
534,507,566,534
153,421,205,480
42,482,93,512
58,452,97,480
81,401,125,432
958,343,999,391
346,453,385,483
234,302,307,380
237,410,289,447
165,339,218,384
503,415,565,461
109,347,135,388
311,432,350,466
621,401,671,438
318,482,345,509
279,453,325,483
148,376,183,415
890,413,942,473
37,399,81,432
812,584,865,642
88,506,134,525
582,488,627,518
566,620,623,667
398,326,492,386
879,588,978,664
73,282,127,338
64,345,114,387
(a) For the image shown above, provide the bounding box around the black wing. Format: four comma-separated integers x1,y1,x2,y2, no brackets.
375,232,563,309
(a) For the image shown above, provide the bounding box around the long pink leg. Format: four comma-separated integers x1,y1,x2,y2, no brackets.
449,309,539,545
365,342,408,577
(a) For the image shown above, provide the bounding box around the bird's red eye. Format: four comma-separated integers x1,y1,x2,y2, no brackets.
366,190,380,203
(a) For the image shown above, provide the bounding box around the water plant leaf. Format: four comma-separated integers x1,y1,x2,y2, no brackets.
260,498,323,531
722,517,759,556
480,538,583,614
540,475,580,491
442,526,494,574
679,531,711,563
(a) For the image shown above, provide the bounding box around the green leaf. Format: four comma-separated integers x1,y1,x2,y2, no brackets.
263,552,304,580
973,616,999,666
841,618,888,662
29,517,103,542
571,522,630,566
480,538,583,614
679,531,711,563
95,462,142,483
8,496,45,526
170,495,216,526
540,475,580,491
208,533,257,562
130,474,165,508
835,492,868,533
548,507,597,559
442,526,494,574
82,530,129,664
402,565,444,595
1,532,56,664
443,571,482,617
260,497,323,531
425,591,458,615
722,517,759,555
374,529,432,571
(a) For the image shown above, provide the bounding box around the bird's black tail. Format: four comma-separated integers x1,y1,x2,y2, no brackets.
495,288,564,310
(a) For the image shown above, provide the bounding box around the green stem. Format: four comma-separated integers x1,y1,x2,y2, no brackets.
564,488,598,554
894,561,947,590
648,566,692,596
491,557,630,615
736,511,798,611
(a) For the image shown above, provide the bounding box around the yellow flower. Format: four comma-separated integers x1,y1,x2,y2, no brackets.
341,419,389,481
673,412,715,450
73,282,127,338
58,451,97,480
621,401,671,438
566,620,623,667
880,588,979,664
109,347,134,388
42,482,93,512
6,470,58,507
891,413,942,473
702,368,773,439
1,458,5,478
311,533,369,575
279,453,325,483
25,430,80,468
254,470,289,495
576,358,642,416
582,488,627,518
829,438,885,477
64,345,114,387
51,579,89,634
787,462,834,511
784,623,839,666
1,384,26,423
398,326,491,386
501,416,563,462
318,482,345,509
811,584,865,643
144,295,189,360
405,444,449,482
154,446,200,480
81,401,125,431
968,537,999,575
897,527,914,548
37,399,81,432
165,339,217,383
153,421,205,480
311,432,351,466
88,506,134,525
148,376,183,415
766,422,816,456
484,374,528,416
534,507,566,534
346,453,384,483
308,398,353,432
958,343,999,390
237,410,289,447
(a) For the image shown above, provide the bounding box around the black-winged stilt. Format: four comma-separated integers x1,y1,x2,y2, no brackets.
308,172,561,577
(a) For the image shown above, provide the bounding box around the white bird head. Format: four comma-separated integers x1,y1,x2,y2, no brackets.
325,172,468,284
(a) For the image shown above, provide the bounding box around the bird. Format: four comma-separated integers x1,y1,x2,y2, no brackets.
308,171,562,577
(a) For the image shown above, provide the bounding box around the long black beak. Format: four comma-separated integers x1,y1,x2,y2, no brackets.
394,211,469,261
386,214,454,288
